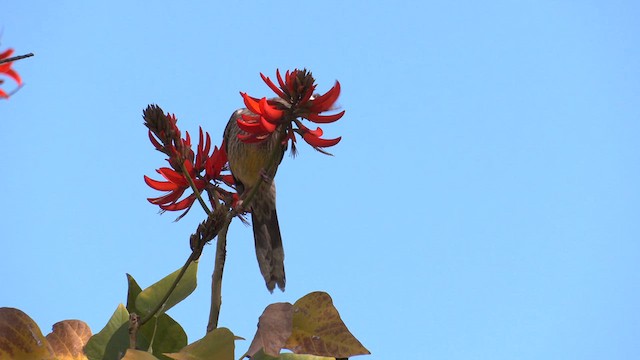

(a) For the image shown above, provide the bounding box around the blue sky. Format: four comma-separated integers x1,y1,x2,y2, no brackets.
2,1,639,359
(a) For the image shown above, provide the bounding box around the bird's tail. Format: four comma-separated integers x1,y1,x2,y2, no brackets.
251,185,285,292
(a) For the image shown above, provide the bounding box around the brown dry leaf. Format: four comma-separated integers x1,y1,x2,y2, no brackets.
46,320,92,360
245,302,293,358
0,307,54,360
284,292,370,358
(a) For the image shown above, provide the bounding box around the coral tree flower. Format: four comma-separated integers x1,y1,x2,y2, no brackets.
238,69,344,153
0,48,23,99
143,105,235,219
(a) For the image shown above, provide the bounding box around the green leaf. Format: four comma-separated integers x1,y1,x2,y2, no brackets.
123,274,188,359
126,273,143,314
135,261,198,318
164,327,235,360
284,292,370,358
121,349,160,360
138,314,187,360
84,304,130,360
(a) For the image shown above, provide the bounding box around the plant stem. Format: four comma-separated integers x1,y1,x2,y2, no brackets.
207,221,229,332
180,162,211,215
128,313,140,349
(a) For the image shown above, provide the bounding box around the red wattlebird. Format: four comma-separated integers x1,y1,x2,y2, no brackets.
223,108,286,292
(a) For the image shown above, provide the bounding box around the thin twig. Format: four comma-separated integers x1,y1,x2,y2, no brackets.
180,162,212,215
139,250,198,326
0,52,34,65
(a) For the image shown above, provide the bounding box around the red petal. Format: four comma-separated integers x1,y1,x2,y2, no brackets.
148,188,186,205
276,69,286,92
259,97,283,122
144,175,179,191
305,110,345,124
300,84,316,105
0,89,7,99
221,175,235,186
237,116,265,134
241,92,262,114
148,130,163,150
306,127,323,137
259,116,276,132
206,146,226,178
309,81,341,113
0,49,14,60
302,133,342,147
161,194,196,211
2,68,21,85
285,70,295,95
260,72,287,99
157,167,188,186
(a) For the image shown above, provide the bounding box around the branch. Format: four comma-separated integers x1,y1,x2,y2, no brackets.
128,313,140,349
0,52,34,65
207,221,229,332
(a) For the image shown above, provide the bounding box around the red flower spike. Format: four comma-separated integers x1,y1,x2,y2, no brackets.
144,105,236,218
305,110,346,124
237,69,344,152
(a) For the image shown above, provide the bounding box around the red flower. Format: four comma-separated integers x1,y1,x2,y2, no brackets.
143,105,235,219
0,48,23,99
237,69,344,153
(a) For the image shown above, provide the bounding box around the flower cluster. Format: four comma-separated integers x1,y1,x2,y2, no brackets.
0,48,23,99
237,69,344,154
143,105,235,219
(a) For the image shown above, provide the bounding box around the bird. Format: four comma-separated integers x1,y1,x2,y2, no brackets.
223,107,287,292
